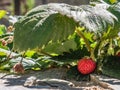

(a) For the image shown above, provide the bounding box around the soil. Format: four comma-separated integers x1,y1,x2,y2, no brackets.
0,67,120,90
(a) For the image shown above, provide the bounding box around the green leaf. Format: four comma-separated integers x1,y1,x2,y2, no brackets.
26,0,35,10
0,25,6,36
14,3,120,52
0,64,10,71
14,10,77,51
83,32,94,42
0,51,7,56
0,10,6,19
25,50,35,58
118,40,120,47
109,2,120,22
106,2,120,38
107,47,114,55
43,39,77,55
90,42,97,48
109,0,117,4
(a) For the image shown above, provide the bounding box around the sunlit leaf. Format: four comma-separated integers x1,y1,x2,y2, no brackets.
90,42,97,48
83,32,94,42
25,50,35,57
0,10,6,19
0,25,6,36
0,51,7,56
109,0,117,4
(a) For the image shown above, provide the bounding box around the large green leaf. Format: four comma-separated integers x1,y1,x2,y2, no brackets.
108,2,120,21
14,3,120,51
14,4,77,51
105,2,120,38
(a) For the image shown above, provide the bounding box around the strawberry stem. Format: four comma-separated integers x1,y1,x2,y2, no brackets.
75,27,96,62
20,52,25,63
38,49,53,57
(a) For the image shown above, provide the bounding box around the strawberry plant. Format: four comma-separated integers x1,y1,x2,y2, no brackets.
10,0,120,77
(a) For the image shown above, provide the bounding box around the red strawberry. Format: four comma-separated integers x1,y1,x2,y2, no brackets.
77,58,96,75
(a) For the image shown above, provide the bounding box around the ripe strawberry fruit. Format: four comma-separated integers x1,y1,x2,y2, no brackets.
13,62,24,74
77,58,96,75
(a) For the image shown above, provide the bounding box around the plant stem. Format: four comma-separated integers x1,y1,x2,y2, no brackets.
20,52,26,63
75,28,96,61
6,48,13,60
38,49,53,57
76,28,91,52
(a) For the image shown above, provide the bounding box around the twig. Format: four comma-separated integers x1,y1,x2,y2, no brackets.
90,74,113,90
